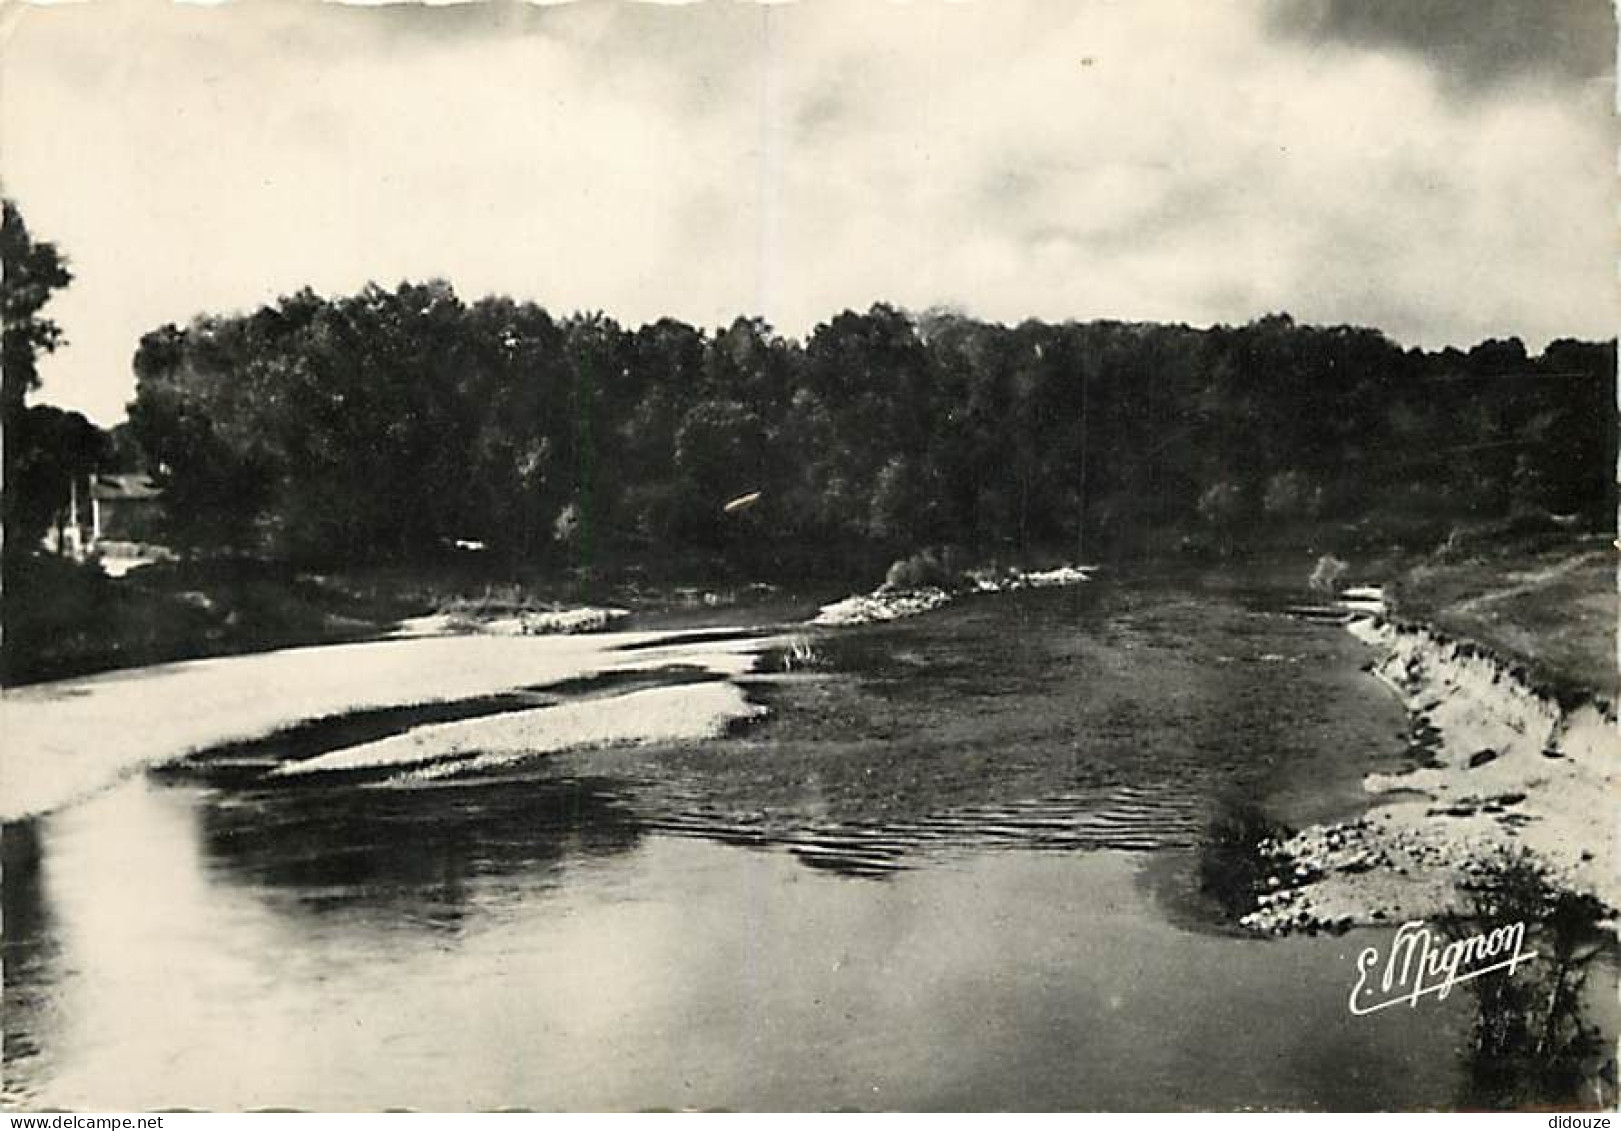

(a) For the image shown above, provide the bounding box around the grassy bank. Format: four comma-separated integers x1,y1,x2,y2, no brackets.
1384,532,1616,701
0,554,408,686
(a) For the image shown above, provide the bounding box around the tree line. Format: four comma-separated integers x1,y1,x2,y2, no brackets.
0,200,118,558
123,281,1613,574
4,191,1612,579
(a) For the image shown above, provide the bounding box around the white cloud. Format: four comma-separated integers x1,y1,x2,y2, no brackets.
1,0,1612,422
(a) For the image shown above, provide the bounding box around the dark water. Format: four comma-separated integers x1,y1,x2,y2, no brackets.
3,576,1612,1110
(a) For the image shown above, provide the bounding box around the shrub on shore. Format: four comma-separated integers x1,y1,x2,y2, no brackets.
755,634,828,674
1197,801,1294,919
881,547,961,592
1443,850,1613,1110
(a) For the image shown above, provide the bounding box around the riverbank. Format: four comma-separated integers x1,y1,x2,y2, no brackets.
1244,590,1617,934
0,552,831,687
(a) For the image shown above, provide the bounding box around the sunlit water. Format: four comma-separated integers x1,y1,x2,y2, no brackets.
4,576,1613,1110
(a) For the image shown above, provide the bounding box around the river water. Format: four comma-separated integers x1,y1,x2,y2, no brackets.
2,574,1610,1110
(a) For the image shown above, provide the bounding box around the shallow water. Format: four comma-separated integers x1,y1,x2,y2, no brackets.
2,576,1611,1110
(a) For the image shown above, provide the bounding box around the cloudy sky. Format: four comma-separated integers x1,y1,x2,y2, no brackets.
2,0,1614,423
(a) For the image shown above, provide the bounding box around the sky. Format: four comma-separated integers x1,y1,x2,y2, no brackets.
1,0,1615,424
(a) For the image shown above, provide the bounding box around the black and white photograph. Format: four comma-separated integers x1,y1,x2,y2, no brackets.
1,0,1616,1113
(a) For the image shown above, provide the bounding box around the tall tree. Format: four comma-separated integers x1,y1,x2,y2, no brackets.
2,200,75,555
1,200,72,416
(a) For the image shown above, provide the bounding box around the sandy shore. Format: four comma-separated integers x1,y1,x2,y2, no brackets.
1244,601,1619,933
0,626,784,821
274,682,766,781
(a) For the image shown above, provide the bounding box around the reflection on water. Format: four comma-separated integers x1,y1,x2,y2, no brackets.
3,578,1613,1109
2,821,54,1076
194,776,642,912
6,777,1473,1111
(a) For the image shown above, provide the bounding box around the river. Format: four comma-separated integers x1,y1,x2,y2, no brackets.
2,573,1611,1110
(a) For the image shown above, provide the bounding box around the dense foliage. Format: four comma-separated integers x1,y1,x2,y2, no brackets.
124,282,1614,572
2,199,78,552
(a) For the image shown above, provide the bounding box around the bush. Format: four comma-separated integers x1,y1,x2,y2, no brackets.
1308,554,1349,594
1443,850,1613,1109
881,547,958,592
1197,801,1292,918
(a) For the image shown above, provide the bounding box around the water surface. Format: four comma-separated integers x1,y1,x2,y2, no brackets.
3,576,1609,1109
